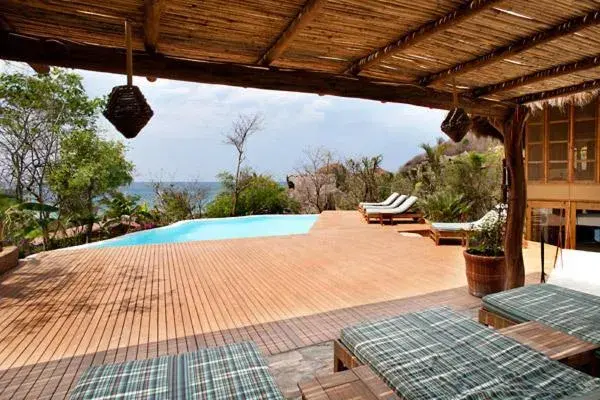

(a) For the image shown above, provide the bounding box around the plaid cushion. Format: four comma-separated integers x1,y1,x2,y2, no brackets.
69,342,284,400
341,307,600,400
483,284,600,344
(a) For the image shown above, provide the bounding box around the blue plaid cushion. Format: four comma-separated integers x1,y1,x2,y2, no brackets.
483,284,600,344
69,342,283,399
341,307,600,400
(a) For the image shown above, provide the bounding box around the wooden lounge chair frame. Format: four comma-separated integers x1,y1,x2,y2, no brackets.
478,307,519,329
333,339,363,372
429,227,468,246
363,211,424,225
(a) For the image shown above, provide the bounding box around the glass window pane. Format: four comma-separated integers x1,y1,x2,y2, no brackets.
530,207,566,247
528,124,543,142
574,142,596,162
574,101,596,119
549,122,568,141
549,106,569,121
528,144,543,161
575,161,596,180
548,162,568,181
573,102,597,181
549,143,568,161
529,110,543,123
576,208,600,252
528,163,543,181
574,120,596,140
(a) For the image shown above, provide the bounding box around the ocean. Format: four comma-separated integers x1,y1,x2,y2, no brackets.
121,182,223,207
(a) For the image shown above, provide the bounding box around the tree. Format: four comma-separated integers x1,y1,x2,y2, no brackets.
223,113,263,216
295,147,337,213
344,155,392,204
205,171,298,217
0,69,102,248
151,181,209,224
102,192,153,234
49,129,133,242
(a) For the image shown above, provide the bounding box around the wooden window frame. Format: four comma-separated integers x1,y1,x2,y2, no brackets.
571,98,598,183
526,98,600,184
546,106,570,183
525,107,546,183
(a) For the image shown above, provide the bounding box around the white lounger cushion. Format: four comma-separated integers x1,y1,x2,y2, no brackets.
431,209,500,232
548,249,600,296
359,192,399,207
365,194,407,210
365,196,418,215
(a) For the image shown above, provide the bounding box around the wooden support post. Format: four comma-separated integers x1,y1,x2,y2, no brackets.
503,105,529,289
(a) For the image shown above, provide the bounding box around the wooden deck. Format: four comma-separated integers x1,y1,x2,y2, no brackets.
0,211,546,399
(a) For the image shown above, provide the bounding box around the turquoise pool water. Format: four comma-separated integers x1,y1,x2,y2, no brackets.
88,215,318,248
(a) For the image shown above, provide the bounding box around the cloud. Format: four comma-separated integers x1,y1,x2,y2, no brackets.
3,63,449,181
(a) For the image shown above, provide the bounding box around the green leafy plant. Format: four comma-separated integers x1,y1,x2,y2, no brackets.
205,172,299,218
152,182,209,224
419,192,472,222
467,205,507,257
102,192,153,234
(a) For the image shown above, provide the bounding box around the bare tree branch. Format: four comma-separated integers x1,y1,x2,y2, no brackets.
223,113,263,216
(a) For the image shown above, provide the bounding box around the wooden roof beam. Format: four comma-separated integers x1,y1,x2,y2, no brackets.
143,0,165,54
513,79,600,104
420,9,600,87
344,0,501,75
257,0,326,66
0,15,49,74
0,32,511,118
472,54,600,98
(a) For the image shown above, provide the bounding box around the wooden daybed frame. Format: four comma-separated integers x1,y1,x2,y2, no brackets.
429,226,468,246
478,307,519,329
333,339,362,372
363,211,424,225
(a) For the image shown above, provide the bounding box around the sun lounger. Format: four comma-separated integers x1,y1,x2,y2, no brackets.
335,307,600,400
363,196,421,225
358,192,399,210
429,209,499,245
69,342,284,400
361,194,407,212
480,249,600,331
480,283,600,343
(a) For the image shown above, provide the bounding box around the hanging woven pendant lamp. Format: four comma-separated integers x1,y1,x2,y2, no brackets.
103,21,154,139
441,79,471,143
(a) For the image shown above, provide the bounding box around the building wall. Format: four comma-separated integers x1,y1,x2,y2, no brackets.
525,99,600,250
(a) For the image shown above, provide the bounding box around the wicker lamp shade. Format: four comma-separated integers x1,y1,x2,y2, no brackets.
441,107,471,142
103,85,154,139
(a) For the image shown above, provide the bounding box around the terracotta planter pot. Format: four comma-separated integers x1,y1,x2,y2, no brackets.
463,250,505,298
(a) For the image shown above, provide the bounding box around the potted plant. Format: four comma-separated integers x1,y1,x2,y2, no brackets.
464,205,507,297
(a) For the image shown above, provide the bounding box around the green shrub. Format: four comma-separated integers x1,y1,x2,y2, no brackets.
205,173,299,218
419,192,472,222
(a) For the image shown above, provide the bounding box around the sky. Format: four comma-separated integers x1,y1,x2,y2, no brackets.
11,63,449,182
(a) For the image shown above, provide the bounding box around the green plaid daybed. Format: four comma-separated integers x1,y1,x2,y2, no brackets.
340,307,600,400
69,342,284,400
483,284,600,344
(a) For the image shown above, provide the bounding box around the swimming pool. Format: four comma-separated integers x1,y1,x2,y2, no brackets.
87,214,318,248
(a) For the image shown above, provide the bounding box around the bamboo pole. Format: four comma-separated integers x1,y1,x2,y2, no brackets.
125,20,132,86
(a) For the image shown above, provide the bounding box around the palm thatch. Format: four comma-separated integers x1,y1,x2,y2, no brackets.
2,0,600,115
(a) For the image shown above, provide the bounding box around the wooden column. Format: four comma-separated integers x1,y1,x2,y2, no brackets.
503,106,529,289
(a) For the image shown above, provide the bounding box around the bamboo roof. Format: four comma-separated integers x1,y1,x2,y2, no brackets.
3,0,600,118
